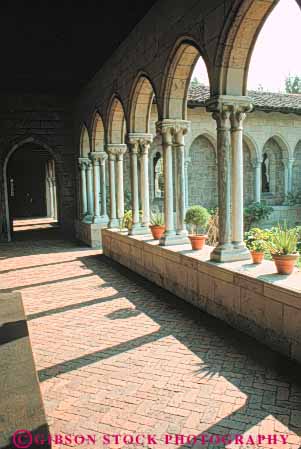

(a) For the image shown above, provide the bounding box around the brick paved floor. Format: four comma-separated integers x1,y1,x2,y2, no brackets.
1,232,301,449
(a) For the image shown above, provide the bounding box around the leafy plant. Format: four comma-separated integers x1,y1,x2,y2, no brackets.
265,223,299,256
245,227,270,253
150,212,164,226
244,201,274,231
122,210,133,230
185,205,211,235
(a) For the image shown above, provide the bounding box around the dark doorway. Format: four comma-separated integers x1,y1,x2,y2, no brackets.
6,143,58,238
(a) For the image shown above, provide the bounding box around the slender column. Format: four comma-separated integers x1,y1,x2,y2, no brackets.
115,146,127,221
184,157,191,209
84,160,94,223
173,121,190,239
288,158,294,194
106,145,120,228
52,177,58,220
128,138,141,234
47,177,55,218
206,95,252,262
139,137,152,229
78,158,88,220
254,160,262,203
90,152,102,223
100,152,108,221
156,121,176,245
211,109,232,259
230,107,249,252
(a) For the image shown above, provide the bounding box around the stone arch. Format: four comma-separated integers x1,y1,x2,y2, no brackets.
216,0,278,95
129,73,158,133
91,112,105,152
187,134,217,208
107,95,127,144
292,140,301,198
262,135,288,204
161,39,210,120
80,125,90,157
3,136,61,242
243,135,258,205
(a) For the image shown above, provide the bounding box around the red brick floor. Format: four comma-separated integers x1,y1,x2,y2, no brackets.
0,234,301,449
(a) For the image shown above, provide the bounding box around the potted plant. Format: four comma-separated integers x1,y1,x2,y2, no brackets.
266,223,299,275
185,205,210,250
245,228,269,264
149,212,165,240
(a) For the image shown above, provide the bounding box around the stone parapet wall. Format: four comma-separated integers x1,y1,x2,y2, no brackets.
103,229,301,364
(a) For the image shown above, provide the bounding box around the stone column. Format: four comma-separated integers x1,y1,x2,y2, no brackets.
78,158,88,220
128,137,141,234
184,157,191,209
106,145,120,228
254,159,262,203
139,136,152,229
90,152,102,223
288,158,294,194
173,121,190,240
115,145,127,221
230,106,250,257
156,120,181,245
84,159,94,223
127,134,153,234
52,176,58,220
206,95,252,262
100,152,109,222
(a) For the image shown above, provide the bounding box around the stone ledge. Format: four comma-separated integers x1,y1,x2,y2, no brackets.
0,292,50,449
102,229,301,363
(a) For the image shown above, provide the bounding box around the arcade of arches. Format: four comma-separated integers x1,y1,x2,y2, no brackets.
2,2,301,446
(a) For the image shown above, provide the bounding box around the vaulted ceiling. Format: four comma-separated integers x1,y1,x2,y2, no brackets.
0,1,157,94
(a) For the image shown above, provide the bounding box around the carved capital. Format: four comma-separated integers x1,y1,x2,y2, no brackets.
106,144,127,161
90,151,108,165
212,110,231,130
127,133,153,156
78,157,90,170
207,95,252,130
156,120,190,146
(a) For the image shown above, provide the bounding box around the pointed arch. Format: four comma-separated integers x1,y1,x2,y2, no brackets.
243,132,260,161
80,125,90,157
107,95,126,144
129,73,157,133
91,112,105,152
161,38,210,120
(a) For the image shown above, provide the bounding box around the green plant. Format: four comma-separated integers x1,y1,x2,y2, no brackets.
244,227,270,252
265,223,299,256
185,205,211,235
244,201,274,231
122,210,133,230
150,212,164,226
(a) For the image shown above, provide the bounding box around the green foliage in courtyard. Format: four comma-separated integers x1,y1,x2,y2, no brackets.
285,75,301,94
150,212,164,226
265,223,299,256
244,201,274,231
245,228,270,253
185,205,211,235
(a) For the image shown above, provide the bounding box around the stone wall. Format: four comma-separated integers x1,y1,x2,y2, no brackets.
0,94,76,239
103,229,301,364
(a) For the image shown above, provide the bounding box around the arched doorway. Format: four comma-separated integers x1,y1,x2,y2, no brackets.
4,138,59,241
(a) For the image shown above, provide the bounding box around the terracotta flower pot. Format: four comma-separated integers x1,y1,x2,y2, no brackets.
149,225,165,240
272,254,299,275
188,234,207,250
250,250,264,264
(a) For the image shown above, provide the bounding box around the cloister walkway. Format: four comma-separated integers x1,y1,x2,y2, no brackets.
0,235,301,449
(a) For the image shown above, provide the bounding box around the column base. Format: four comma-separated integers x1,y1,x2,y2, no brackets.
210,244,250,263
129,224,150,236
83,214,93,224
93,215,109,225
108,218,120,229
159,232,189,246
